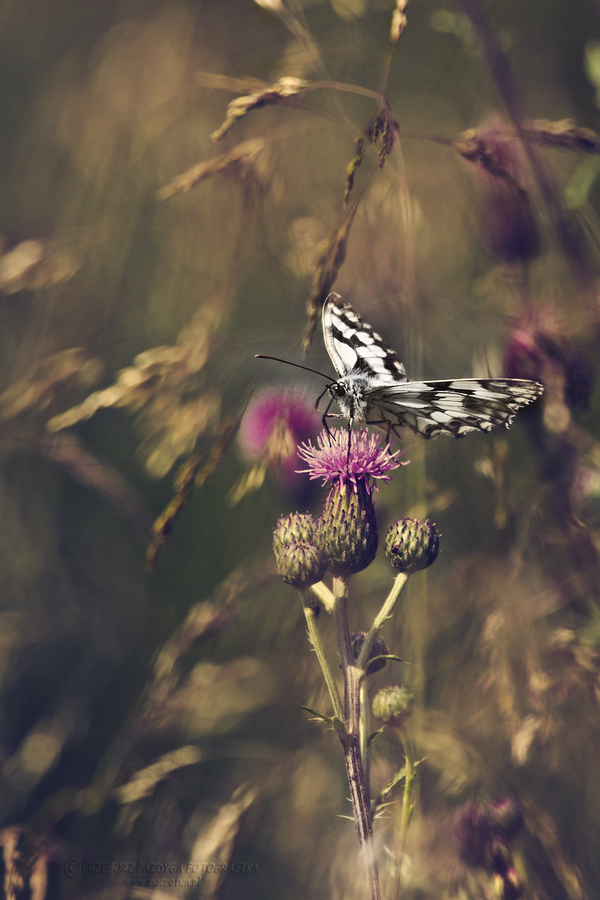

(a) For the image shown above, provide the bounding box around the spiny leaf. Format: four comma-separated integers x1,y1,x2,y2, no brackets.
302,706,347,735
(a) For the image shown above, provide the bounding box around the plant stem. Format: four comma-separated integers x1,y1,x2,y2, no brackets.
309,579,335,614
399,730,416,850
333,576,381,900
357,573,408,671
300,590,344,723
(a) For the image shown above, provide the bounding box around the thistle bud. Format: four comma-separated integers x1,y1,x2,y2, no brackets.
317,480,378,578
352,632,388,674
273,513,328,588
488,798,523,840
461,119,540,265
385,518,439,574
372,685,414,725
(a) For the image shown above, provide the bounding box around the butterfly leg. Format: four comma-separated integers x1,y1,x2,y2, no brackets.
366,418,397,455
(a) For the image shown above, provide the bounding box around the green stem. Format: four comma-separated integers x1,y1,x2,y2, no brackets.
360,678,371,788
309,579,335,614
333,576,381,900
300,590,344,723
399,730,416,852
357,573,409,671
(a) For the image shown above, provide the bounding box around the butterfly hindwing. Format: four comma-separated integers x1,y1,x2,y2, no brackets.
321,293,543,438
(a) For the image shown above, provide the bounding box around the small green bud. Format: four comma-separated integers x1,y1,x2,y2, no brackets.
385,518,439,574
372,685,414,725
318,481,378,578
273,513,328,588
351,632,388,673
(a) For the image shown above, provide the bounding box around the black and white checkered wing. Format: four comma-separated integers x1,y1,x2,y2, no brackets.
368,377,543,439
321,293,543,438
322,293,407,383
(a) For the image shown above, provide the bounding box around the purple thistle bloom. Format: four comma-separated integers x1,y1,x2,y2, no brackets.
239,388,318,475
297,429,406,493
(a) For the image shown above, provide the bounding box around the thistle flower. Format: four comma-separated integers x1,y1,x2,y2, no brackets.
273,513,328,588
385,518,440,574
298,430,406,578
297,429,405,492
238,388,319,491
372,685,414,725
463,118,540,264
352,632,389,674
453,799,524,898
503,308,591,412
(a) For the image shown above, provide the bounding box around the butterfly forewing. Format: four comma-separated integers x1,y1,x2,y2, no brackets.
322,294,407,382
321,293,543,438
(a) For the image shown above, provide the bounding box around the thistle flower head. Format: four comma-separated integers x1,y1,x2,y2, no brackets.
273,513,328,588
239,389,318,474
504,307,591,412
297,429,406,494
352,632,389,674
385,518,440,574
462,118,540,264
236,389,319,500
372,685,414,725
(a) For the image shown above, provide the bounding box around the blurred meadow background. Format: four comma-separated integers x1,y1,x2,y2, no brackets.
1,0,600,898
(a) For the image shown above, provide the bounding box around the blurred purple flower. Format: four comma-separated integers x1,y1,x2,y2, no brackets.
297,429,406,494
504,308,592,411
468,119,540,264
238,388,318,480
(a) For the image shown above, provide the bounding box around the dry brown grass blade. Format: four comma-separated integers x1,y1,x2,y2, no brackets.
453,131,529,198
301,200,359,354
523,119,600,154
145,404,246,570
114,746,203,805
0,349,101,420
211,76,308,142
157,137,269,200
145,453,203,571
455,119,600,163
0,237,80,294
345,104,397,205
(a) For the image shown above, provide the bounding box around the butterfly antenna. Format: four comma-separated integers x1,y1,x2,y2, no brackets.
255,355,332,381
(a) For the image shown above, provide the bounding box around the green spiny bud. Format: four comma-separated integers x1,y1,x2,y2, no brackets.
385,518,439,574
273,513,328,588
317,481,378,578
352,632,388,673
372,685,414,725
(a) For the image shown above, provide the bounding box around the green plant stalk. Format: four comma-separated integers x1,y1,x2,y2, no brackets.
300,589,344,723
399,730,416,850
309,579,335,614
333,576,381,900
360,678,372,793
357,573,408,671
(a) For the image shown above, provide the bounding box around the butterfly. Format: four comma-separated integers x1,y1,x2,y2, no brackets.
316,292,543,440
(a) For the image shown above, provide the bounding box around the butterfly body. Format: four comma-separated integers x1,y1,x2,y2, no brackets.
320,293,543,439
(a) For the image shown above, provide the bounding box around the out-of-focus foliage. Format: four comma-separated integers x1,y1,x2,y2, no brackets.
1,0,600,898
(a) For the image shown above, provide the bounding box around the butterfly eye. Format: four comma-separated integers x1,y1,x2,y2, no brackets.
330,383,347,398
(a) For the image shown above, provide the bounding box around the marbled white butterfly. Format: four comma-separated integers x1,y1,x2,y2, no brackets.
315,293,543,440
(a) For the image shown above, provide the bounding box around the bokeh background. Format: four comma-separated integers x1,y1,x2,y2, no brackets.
1,0,600,898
